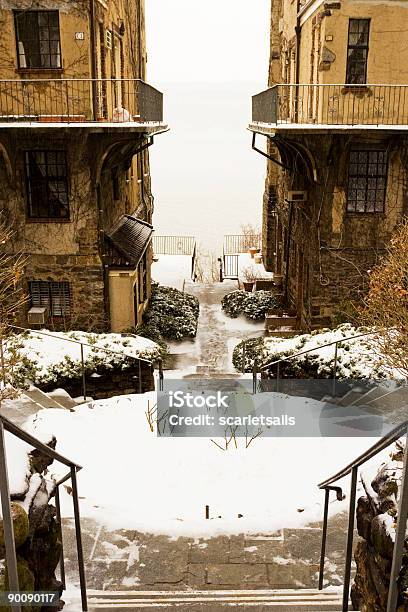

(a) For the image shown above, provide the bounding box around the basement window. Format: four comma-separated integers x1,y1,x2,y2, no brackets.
346,19,370,84
29,281,71,317
14,10,61,69
347,149,388,213
25,150,69,219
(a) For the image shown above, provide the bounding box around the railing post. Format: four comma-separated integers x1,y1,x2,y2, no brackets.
55,486,66,590
158,358,164,392
0,420,21,612
242,342,246,375
387,429,408,612
70,466,88,612
80,344,86,402
332,341,339,397
342,466,358,611
0,337,6,389
318,488,330,590
252,359,258,395
276,361,280,393
138,360,142,394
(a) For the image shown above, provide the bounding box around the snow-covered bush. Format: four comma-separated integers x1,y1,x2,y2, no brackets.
137,284,199,343
222,290,278,321
233,324,397,379
5,330,161,389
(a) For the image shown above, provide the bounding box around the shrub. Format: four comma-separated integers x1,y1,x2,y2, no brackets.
137,284,199,344
222,290,278,320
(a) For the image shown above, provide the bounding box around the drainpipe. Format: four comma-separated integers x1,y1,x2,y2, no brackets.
294,0,302,123
284,201,294,305
89,0,98,119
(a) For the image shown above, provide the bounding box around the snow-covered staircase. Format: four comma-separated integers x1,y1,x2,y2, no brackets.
87,588,344,610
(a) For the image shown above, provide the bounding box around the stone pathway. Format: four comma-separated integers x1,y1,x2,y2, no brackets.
169,280,264,377
61,513,350,593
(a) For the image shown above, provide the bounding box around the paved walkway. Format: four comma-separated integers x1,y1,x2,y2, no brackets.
169,280,265,377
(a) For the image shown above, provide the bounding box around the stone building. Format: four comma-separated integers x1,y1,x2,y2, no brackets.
250,0,408,330
0,0,167,332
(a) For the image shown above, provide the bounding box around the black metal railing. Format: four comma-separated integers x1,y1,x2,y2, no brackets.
3,326,156,400
0,78,163,123
318,420,408,611
0,414,87,612
252,84,408,126
251,330,380,396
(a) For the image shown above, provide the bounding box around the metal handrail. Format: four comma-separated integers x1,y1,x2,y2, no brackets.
318,419,408,612
6,325,154,399
0,413,87,611
260,330,379,371
252,83,408,126
0,78,164,123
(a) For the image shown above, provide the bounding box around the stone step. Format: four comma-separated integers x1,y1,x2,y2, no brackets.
23,386,69,410
88,588,344,611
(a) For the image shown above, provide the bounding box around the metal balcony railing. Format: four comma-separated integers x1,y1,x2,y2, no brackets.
0,414,87,612
152,235,196,256
223,234,262,255
0,78,163,124
252,84,408,127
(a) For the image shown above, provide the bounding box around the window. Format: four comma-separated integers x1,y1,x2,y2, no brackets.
25,151,69,219
29,281,71,316
346,19,370,84
347,149,388,213
14,11,61,69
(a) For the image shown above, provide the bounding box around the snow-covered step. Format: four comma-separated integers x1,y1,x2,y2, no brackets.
22,386,70,410
88,588,344,611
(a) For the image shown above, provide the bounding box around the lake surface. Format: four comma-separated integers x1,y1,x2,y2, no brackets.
149,81,267,257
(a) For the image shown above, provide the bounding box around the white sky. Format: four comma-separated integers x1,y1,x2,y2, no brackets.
145,0,270,85
145,0,271,252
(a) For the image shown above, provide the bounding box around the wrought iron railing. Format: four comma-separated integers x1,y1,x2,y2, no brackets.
224,234,262,255
0,78,163,123
252,84,408,126
3,326,156,399
318,420,408,611
152,235,196,256
0,413,87,612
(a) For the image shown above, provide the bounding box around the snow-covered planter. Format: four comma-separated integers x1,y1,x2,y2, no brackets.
137,284,199,343
5,331,161,390
222,290,278,321
233,324,396,379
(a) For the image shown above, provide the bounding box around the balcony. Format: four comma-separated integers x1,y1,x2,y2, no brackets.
0,78,165,131
250,84,408,133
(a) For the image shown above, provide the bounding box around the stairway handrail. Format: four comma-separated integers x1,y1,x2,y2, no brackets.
260,329,379,371
318,417,408,611
0,412,88,610
318,419,408,489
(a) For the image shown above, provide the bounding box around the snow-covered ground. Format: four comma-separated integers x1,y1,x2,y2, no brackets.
152,254,194,290
4,330,160,387
22,392,389,538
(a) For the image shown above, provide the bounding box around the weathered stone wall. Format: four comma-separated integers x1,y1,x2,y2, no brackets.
0,439,63,612
351,441,408,612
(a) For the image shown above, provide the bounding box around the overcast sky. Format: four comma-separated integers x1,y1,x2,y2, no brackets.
145,1,271,253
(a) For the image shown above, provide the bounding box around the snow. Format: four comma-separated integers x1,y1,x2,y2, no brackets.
23,392,386,538
152,255,194,290
5,330,160,387
237,254,274,282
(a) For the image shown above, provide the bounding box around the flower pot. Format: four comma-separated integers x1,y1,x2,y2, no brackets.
273,274,283,287
254,253,263,264
249,247,259,259
243,281,254,292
